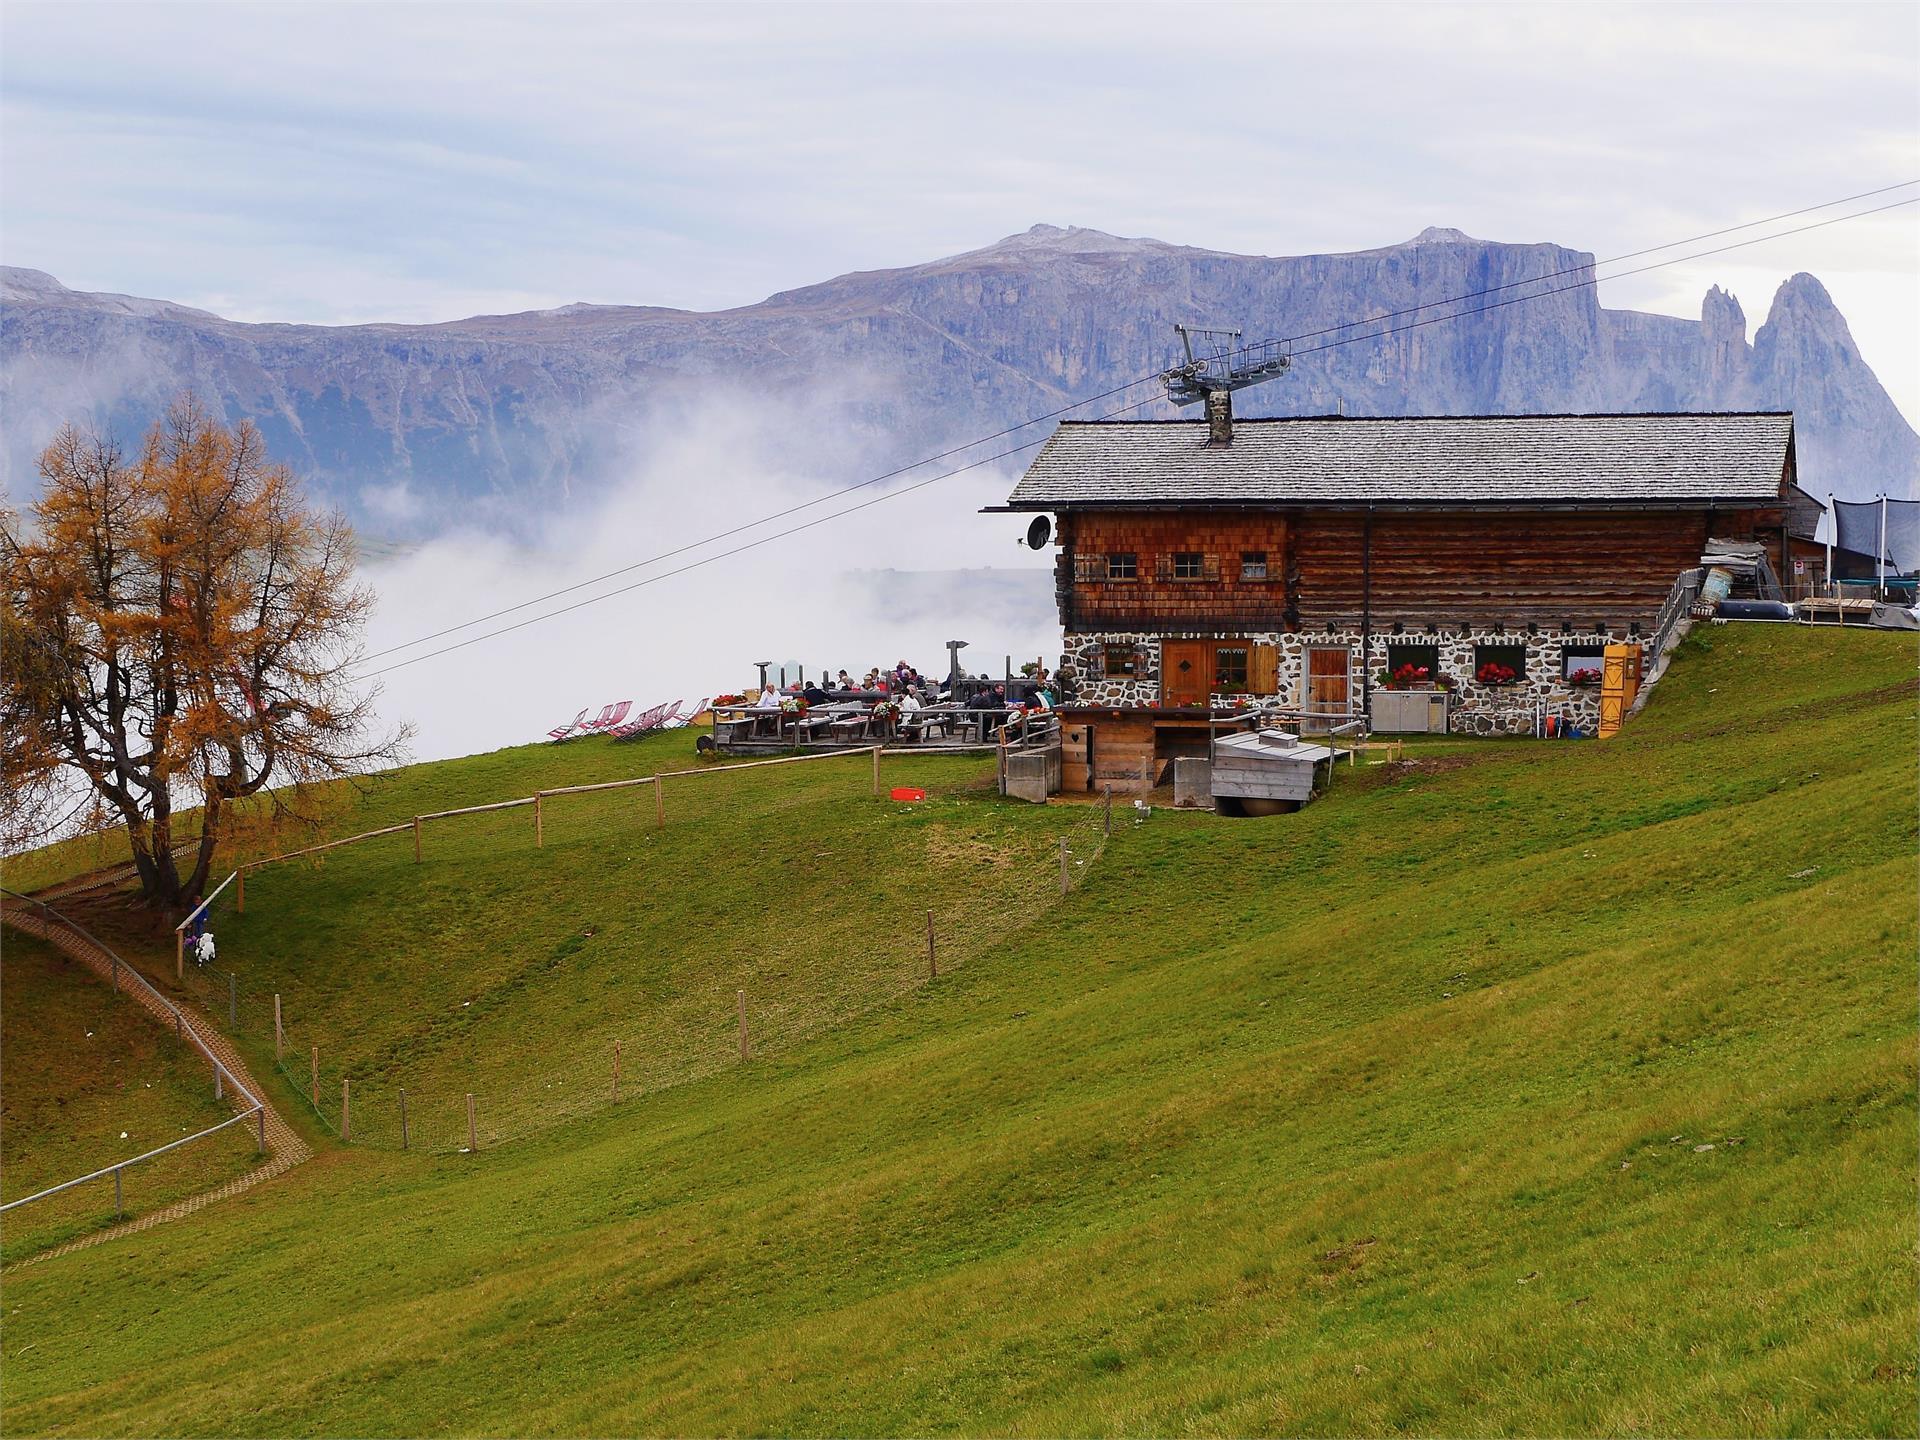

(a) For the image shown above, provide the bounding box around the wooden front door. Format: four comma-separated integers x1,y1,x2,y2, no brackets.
1162,640,1211,707
1305,647,1352,720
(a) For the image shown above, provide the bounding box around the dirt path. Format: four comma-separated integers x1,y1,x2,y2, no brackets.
1,907,313,1272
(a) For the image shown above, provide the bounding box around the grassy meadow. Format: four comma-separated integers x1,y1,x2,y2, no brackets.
0,624,1914,1435
0,934,261,1263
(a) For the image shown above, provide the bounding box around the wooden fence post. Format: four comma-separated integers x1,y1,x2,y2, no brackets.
310,1045,319,1111
612,1040,622,1102
654,776,664,830
466,1093,478,1152
176,929,184,980
926,909,936,979
737,989,749,1060
257,1106,266,1153
341,1078,352,1141
872,745,882,796
1059,835,1069,895
413,816,422,863
399,1088,409,1150
274,993,284,1060
535,793,544,847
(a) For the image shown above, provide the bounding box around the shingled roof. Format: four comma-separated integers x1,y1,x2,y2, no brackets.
1002,412,1795,510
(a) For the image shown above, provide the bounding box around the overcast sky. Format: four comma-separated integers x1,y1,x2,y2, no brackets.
3,1,1916,421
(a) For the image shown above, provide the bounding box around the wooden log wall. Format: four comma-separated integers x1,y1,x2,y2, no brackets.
1060,505,1787,634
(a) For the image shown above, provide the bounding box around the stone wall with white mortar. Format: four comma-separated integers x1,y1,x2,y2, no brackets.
1059,630,1624,735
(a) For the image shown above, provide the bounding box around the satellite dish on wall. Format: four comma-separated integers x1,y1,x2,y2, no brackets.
1025,515,1053,550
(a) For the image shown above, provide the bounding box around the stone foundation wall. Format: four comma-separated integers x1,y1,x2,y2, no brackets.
1060,630,1625,735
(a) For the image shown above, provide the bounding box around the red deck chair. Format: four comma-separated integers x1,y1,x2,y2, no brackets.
547,707,590,742
610,699,677,740
661,698,709,730
576,702,623,735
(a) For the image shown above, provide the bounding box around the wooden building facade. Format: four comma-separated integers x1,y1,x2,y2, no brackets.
996,411,1805,784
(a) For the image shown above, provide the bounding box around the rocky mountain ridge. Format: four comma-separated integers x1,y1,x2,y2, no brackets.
4,224,1914,531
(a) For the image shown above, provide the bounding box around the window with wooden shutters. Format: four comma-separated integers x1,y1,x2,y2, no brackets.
1169,552,1205,580
1213,645,1249,692
1075,553,1136,582
1248,642,1278,695
1102,643,1140,678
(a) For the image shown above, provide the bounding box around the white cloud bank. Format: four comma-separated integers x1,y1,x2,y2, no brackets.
357,400,1057,761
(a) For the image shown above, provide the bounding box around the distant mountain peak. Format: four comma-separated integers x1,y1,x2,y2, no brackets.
1406,226,1481,246
2,266,69,297
2,233,1911,521
977,224,1171,256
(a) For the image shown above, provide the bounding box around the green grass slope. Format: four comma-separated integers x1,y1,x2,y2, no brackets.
2,626,1914,1436
0,934,260,1263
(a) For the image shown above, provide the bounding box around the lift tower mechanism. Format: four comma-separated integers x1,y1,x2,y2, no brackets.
1160,324,1292,406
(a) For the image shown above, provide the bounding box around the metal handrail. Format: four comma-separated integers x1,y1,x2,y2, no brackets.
0,887,265,1215
1647,567,1705,663
0,1108,262,1213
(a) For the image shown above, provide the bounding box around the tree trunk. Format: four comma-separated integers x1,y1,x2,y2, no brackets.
183,802,219,902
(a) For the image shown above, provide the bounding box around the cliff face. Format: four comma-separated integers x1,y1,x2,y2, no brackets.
3,226,1913,531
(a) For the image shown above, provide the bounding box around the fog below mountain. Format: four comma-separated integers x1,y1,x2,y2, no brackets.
358,412,1054,762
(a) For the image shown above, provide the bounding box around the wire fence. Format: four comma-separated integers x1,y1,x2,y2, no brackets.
166,752,1119,1154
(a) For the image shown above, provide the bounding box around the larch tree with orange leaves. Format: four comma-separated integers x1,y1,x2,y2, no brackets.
2,397,406,909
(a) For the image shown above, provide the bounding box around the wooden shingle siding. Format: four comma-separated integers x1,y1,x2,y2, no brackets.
1067,511,1292,631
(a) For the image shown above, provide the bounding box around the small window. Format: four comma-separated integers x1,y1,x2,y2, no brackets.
1106,553,1137,581
1473,642,1527,685
1103,644,1140,678
1240,551,1268,580
1562,646,1605,685
1384,643,1440,687
1171,552,1204,580
1213,645,1249,692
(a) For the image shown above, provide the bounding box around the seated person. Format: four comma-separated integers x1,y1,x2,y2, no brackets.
898,691,923,714
754,685,783,709
801,681,831,706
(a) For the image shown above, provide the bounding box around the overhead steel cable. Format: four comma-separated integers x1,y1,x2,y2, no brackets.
356,372,1166,664
355,187,1917,675
362,393,1162,677
1282,178,1917,346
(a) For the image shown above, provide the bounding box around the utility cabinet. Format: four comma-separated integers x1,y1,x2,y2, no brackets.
1370,690,1450,734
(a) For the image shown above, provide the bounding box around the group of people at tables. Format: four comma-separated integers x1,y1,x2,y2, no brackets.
729,659,1060,743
